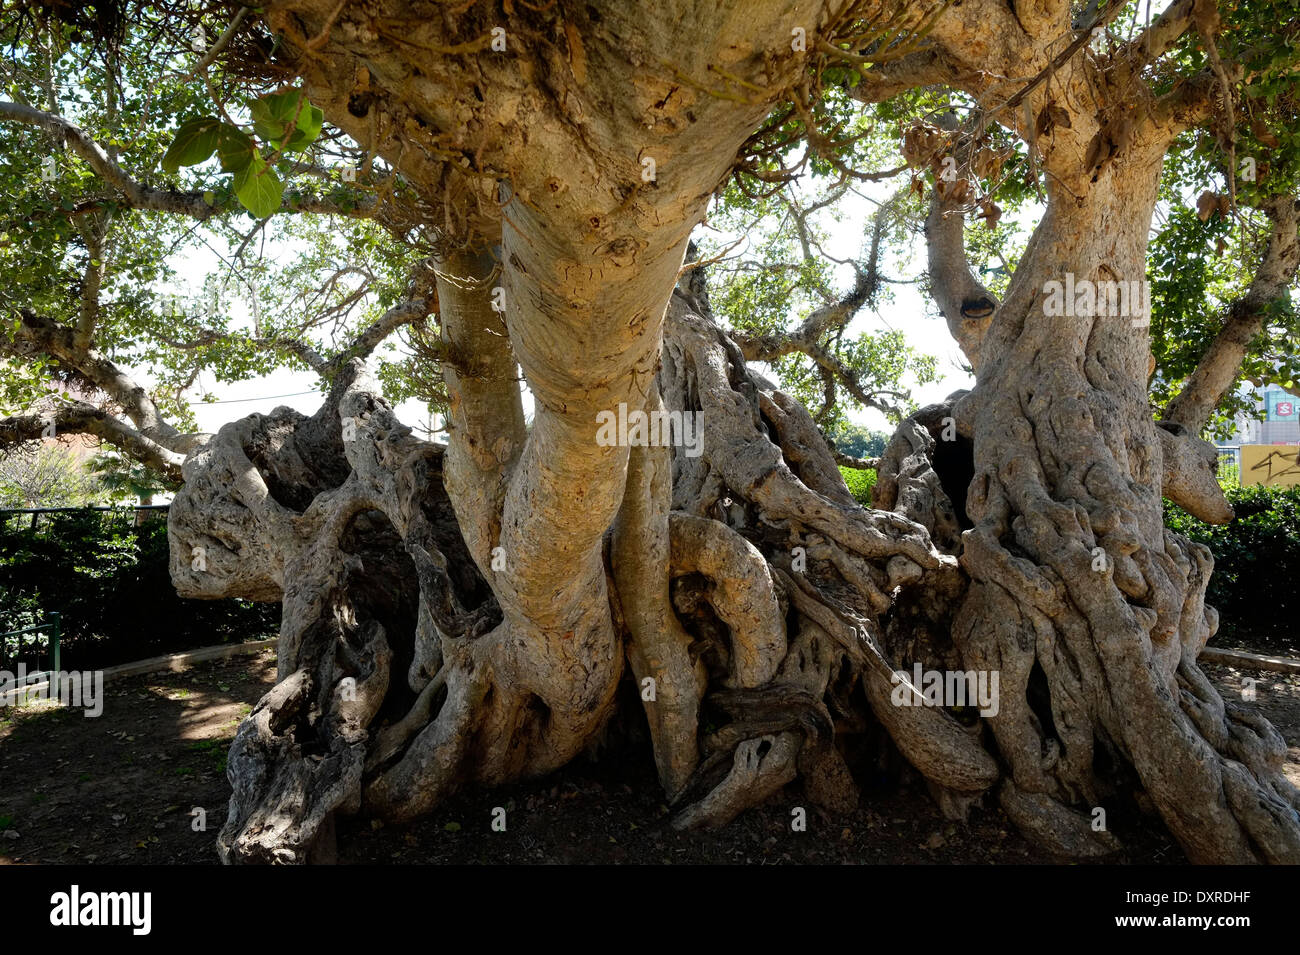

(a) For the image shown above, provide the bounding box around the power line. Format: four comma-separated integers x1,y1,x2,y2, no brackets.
187,390,320,405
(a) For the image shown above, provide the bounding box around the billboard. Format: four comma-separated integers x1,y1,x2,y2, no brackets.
1265,390,1298,421
1242,444,1300,487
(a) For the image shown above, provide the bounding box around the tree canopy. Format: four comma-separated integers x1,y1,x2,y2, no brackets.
2,0,1300,866
1,1,1297,468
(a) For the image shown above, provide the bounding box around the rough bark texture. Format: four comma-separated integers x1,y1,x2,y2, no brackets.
161,0,1300,864
172,268,1300,863
930,140,1299,863
170,290,971,857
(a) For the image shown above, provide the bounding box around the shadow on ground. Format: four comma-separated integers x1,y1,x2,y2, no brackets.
2,652,1296,864
0,651,274,864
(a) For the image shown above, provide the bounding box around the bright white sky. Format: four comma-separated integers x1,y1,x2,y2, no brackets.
141,180,976,440
143,244,445,438
718,176,980,430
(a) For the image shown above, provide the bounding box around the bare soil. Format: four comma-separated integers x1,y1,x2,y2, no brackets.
1,649,1296,865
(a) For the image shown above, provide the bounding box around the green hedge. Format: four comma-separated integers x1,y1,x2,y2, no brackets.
1164,485,1300,649
839,469,1294,649
839,465,877,506
0,510,279,670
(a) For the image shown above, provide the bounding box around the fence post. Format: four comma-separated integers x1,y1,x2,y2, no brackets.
49,611,61,676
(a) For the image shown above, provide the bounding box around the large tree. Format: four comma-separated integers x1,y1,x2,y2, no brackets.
3,0,1299,864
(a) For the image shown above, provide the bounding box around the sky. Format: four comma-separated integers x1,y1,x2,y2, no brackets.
144,243,445,439
738,178,980,430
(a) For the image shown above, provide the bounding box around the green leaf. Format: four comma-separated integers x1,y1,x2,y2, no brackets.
249,97,286,143
251,88,323,152
202,190,215,206
282,104,323,152
160,117,223,174
261,88,307,124
232,151,284,218
251,89,304,142
216,125,255,173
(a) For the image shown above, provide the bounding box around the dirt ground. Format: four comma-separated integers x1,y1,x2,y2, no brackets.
1,649,1296,865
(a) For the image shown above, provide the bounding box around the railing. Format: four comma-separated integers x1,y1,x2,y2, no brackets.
1216,446,1241,487
1,611,61,683
0,504,169,532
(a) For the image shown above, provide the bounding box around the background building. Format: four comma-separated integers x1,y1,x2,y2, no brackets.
1221,384,1300,446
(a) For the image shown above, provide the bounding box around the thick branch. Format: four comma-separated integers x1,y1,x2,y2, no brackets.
436,249,526,575
8,309,197,454
1164,195,1300,432
1150,71,1224,140
1116,0,1197,66
325,300,430,377
72,213,110,351
0,404,184,481
925,177,998,372
834,451,879,470
1157,421,1234,524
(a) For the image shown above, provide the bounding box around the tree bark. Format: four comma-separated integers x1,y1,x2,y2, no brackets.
160,0,1300,865
948,147,1299,862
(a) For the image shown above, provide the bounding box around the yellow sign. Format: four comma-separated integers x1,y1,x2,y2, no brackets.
1241,444,1300,487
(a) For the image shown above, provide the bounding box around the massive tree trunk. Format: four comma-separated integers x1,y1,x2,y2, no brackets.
907,99,1298,858
162,0,1300,864
169,286,970,860
169,260,1300,863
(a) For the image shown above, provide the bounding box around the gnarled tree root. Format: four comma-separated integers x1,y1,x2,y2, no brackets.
176,289,1300,864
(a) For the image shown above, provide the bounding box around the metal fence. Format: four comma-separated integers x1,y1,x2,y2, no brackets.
1,612,61,681
1,508,165,680
0,504,169,532
1216,446,1240,487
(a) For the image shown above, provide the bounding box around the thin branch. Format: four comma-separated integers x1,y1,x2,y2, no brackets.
186,6,251,80
0,101,381,221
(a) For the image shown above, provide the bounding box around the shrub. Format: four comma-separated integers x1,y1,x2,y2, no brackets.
0,509,278,669
1165,485,1300,649
829,423,889,460
839,465,877,506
